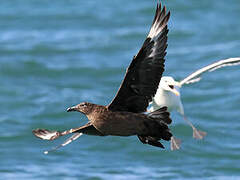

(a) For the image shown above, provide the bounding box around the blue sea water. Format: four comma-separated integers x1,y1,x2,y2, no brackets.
0,0,240,179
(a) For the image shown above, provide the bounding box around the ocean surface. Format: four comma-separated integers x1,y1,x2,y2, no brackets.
1,0,240,179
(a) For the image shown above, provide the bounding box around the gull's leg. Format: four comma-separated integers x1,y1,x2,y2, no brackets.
170,136,181,151
182,115,207,140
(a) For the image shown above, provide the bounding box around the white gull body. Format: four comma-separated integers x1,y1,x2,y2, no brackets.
150,57,240,149
152,76,183,114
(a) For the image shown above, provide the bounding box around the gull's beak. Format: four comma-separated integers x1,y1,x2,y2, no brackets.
67,106,77,112
170,88,180,96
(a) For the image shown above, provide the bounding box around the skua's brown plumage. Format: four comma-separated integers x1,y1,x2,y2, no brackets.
33,4,173,152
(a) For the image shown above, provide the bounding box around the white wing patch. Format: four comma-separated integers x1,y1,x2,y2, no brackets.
148,22,165,40
149,42,158,58
147,6,169,58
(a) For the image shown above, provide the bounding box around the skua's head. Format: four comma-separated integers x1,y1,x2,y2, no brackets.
67,102,95,115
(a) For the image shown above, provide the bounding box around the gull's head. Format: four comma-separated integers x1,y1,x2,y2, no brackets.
160,76,181,96
67,102,95,115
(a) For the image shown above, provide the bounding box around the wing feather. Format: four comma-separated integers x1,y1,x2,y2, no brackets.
107,4,170,113
180,57,240,86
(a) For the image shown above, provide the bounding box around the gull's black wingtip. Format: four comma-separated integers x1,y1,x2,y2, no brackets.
32,128,60,141
32,128,41,137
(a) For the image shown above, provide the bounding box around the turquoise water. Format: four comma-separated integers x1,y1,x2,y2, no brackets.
1,0,240,179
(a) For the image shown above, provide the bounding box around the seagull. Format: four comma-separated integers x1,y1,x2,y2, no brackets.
32,4,178,153
150,57,240,147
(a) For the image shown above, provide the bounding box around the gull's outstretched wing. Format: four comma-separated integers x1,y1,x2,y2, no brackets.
107,3,170,113
43,133,83,154
33,122,104,154
179,57,240,86
32,122,103,141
